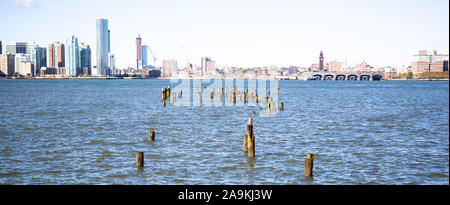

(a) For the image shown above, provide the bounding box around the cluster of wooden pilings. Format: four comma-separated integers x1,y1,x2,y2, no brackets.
136,120,314,179
165,85,284,114
161,86,171,107
137,85,316,178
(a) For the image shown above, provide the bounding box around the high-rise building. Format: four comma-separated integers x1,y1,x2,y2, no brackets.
162,59,177,76
29,44,47,76
0,41,2,54
5,42,28,55
79,43,91,75
411,50,449,73
141,45,148,68
48,42,65,68
201,57,216,74
65,36,80,76
319,51,324,71
96,19,110,76
0,54,15,76
136,34,142,69
14,53,30,74
108,53,115,75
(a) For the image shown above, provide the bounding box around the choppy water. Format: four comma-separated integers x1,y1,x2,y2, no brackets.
0,79,448,185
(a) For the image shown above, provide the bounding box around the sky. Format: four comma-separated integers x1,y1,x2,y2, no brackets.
1,0,449,68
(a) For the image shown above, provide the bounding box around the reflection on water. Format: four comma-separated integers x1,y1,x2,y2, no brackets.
0,79,448,185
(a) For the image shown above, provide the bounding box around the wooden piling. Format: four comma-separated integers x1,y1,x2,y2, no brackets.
162,87,171,102
304,153,314,178
149,129,155,142
232,93,236,104
246,118,255,158
136,152,144,167
280,102,284,111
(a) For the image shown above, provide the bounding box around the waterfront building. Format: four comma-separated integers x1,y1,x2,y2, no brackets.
96,18,110,76
162,59,177,77
79,43,91,76
411,50,449,73
108,53,115,76
329,61,343,72
48,42,65,69
20,61,34,76
14,53,30,74
30,45,47,76
357,61,372,71
5,42,28,55
65,36,80,76
0,54,15,76
136,34,142,69
141,45,148,68
201,57,216,74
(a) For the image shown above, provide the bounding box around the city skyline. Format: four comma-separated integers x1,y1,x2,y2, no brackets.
1,0,449,68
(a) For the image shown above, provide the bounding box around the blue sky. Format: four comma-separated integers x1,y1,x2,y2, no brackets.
1,0,449,68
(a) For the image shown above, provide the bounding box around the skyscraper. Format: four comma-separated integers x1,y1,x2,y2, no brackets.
48,42,65,68
65,36,80,76
79,42,91,75
96,19,110,76
319,51,324,71
141,45,148,68
108,53,115,75
0,41,2,54
136,34,142,69
30,45,46,76
5,42,28,55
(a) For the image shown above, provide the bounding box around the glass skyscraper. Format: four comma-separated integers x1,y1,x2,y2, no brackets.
96,19,109,76
65,36,79,76
141,45,148,68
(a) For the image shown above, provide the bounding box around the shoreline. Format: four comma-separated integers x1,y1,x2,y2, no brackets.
0,77,448,81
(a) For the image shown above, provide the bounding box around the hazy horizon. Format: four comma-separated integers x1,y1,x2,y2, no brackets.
1,0,449,69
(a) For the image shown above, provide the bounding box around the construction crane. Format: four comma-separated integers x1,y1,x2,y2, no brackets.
146,46,157,69
180,45,193,76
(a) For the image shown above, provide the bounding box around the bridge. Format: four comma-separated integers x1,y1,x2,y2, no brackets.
306,71,385,81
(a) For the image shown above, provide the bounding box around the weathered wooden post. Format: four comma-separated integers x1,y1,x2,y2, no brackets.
304,153,314,178
162,88,166,101
246,118,255,158
280,102,284,111
149,129,155,142
136,152,144,167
